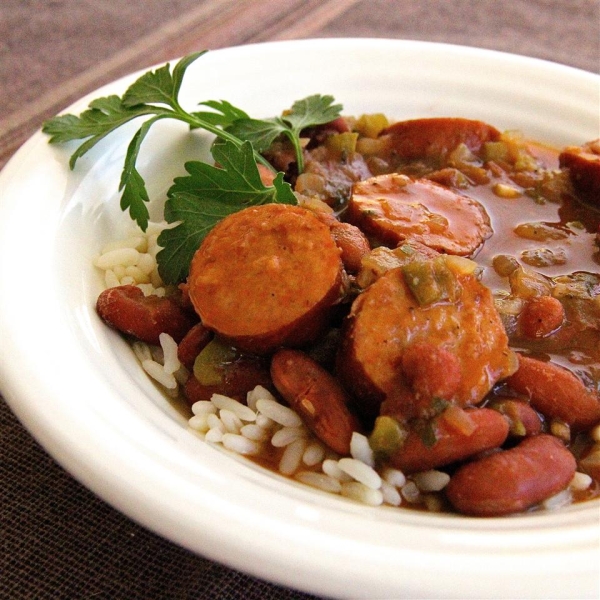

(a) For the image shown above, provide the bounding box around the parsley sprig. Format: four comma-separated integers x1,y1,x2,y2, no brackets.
42,50,343,283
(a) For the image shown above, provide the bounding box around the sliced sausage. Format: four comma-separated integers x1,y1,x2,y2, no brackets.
187,204,345,354
336,257,516,422
507,355,600,430
445,434,577,516
559,140,600,206
390,407,509,474
271,349,361,455
381,117,501,161
96,285,197,345
347,174,492,256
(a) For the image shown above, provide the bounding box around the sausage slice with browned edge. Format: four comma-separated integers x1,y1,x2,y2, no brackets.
559,139,600,207
347,174,492,256
445,434,577,516
337,255,516,423
381,117,501,162
187,204,345,355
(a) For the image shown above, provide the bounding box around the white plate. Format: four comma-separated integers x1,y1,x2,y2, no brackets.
1,39,599,599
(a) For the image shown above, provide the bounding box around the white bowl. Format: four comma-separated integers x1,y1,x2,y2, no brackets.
0,39,598,599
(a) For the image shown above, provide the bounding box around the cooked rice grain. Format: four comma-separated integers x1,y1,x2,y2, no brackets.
222,433,260,455
350,432,375,467
211,394,257,422
159,333,180,375
338,457,382,490
219,409,243,434
255,398,303,427
341,482,383,506
295,471,342,494
279,438,307,475
141,359,177,389
271,426,307,448
412,470,451,492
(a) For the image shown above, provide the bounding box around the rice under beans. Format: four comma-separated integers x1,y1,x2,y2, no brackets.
95,223,595,512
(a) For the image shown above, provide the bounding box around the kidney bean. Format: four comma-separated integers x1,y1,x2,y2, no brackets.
96,285,197,345
519,295,564,338
507,355,600,430
183,355,272,405
390,407,509,474
487,398,543,437
177,322,213,370
270,349,361,455
445,434,577,516
312,210,371,274
401,341,462,407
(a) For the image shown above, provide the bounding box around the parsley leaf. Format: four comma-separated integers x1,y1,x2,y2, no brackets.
42,96,162,169
157,140,296,283
190,100,250,128
42,51,271,231
227,94,342,172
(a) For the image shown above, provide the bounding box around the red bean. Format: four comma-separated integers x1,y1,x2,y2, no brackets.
96,285,197,345
487,398,543,437
270,349,361,455
390,407,509,474
445,434,577,516
183,356,272,405
519,295,564,338
507,355,600,430
177,322,213,370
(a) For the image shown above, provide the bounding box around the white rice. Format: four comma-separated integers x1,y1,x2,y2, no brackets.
240,423,270,442
191,401,217,416
542,488,573,511
340,482,383,506
279,438,307,475
302,442,326,466
271,426,307,447
400,481,421,504
222,433,260,456
322,458,353,482
350,432,375,467
570,471,592,491
159,333,180,375
380,480,402,506
141,359,177,390
255,398,303,427
188,414,210,433
338,458,382,490
412,470,451,493
219,409,243,434
382,467,407,489
211,394,257,422
295,471,342,494
95,221,169,295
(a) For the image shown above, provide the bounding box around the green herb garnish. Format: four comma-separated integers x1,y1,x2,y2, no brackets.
226,94,342,173
42,51,343,282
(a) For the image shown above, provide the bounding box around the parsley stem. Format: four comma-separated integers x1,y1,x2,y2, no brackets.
171,107,277,173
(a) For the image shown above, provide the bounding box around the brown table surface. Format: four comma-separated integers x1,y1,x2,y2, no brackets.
1,1,599,598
